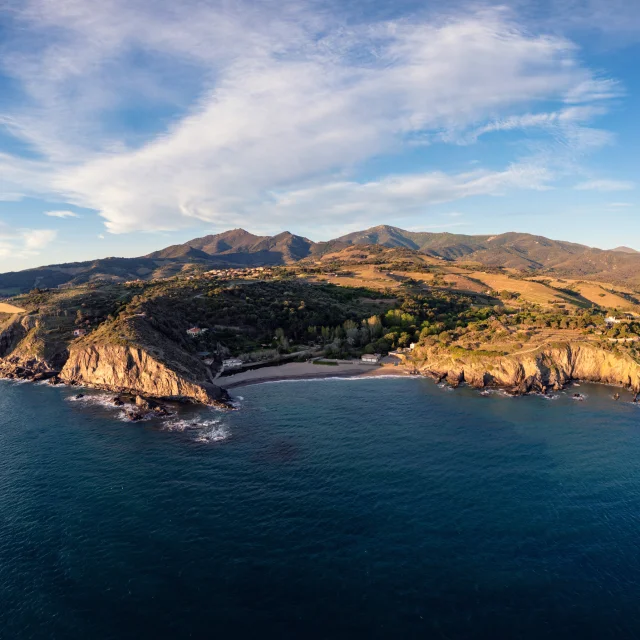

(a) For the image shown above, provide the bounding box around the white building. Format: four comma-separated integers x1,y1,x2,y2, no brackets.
222,358,243,370
361,353,381,364
605,316,621,326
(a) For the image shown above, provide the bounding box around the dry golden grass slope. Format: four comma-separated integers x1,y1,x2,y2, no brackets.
468,272,583,308
0,302,26,314
530,278,640,313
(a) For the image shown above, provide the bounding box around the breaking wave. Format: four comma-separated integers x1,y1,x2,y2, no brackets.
163,416,230,444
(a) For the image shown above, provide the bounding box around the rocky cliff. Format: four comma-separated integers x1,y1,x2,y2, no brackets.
0,311,228,406
414,343,640,394
60,343,228,406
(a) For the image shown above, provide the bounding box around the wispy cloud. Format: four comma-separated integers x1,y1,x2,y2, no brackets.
44,210,80,218
0,222,57,257
268,163,551,226
0,1,626,235
575,179,635,191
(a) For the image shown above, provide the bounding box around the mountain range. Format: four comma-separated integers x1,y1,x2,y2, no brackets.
2,226,639,294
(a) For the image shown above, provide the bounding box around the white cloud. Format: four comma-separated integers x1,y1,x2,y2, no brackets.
0,222,57,257
575,179,635,191
44,210,80,218
23,229,57,250
0,1,625,234
267,163,551,225
607,202,633,208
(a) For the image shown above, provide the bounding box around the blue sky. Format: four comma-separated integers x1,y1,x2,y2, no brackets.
0,0,639,271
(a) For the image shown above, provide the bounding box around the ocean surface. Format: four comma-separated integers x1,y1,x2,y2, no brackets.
1,377,640,639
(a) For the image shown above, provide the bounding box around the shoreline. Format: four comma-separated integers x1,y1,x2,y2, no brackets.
222,361,412,389
2,362,637,404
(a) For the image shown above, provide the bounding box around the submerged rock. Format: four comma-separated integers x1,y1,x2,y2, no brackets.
125,408,145,422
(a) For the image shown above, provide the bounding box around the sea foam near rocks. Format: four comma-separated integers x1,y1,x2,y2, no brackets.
163,416,230,443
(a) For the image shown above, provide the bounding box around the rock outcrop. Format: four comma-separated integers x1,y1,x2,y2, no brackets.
1,310,229,406
59,343,228,406
415,343,640,394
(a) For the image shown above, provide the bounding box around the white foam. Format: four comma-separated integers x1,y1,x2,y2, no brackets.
163,416,230,443
0,377,30,385
194,423,230,443
66,392,121,410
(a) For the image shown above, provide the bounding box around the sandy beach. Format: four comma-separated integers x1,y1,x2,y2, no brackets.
221,358,410,388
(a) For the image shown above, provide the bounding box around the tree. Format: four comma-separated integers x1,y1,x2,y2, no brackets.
367,315,383,339
398,332,411,348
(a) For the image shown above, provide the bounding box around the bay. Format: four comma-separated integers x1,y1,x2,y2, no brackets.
1,377,640,639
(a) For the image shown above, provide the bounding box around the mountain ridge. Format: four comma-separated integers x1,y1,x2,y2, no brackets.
2,225,640,293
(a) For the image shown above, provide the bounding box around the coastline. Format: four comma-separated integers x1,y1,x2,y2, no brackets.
222,360,412,389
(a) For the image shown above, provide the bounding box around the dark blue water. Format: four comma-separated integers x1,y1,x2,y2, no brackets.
2,377,640,639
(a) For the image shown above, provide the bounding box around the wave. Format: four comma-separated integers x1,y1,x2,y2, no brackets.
163,416,230,443
66,391,122,410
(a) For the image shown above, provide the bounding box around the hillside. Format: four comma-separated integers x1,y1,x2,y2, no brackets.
335,226,586,266
0,274,395,404
2,225,640,295
1,249,639,405
147,229,336,265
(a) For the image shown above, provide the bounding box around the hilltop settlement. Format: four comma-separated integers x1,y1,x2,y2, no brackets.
1,227,640,414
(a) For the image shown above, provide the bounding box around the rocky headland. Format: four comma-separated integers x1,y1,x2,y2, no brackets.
0,311,230,409
413,343,640,395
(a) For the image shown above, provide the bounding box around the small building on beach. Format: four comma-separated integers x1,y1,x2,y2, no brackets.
361,353,381,364
222,358,243,370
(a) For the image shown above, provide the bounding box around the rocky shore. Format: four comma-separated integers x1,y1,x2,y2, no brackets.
414,343,640,396
0,347,231,411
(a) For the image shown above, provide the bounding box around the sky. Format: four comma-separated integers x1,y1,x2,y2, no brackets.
0,0,639,271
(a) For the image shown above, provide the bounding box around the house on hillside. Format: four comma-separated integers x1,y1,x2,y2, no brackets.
186,327,208,337
605,316,622,327
361,353,381,364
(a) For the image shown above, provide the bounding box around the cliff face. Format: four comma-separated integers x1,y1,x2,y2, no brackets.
0,312,228,405
415,343,640,394
60,343,227,405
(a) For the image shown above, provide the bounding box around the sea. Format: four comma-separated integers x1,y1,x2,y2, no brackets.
1,376,640,639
